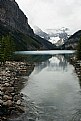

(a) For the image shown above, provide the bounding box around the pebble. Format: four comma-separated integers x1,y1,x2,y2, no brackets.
0,99,3,104
16,100,21,105
0,91,3,96
17,106,25,113
3,100,13,107
0,96,2,99
3,95,12,100
4,83,10,87
7,100,13,107
4,87,13,93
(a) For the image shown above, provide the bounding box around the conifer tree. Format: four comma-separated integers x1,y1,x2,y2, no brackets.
0,35,15,62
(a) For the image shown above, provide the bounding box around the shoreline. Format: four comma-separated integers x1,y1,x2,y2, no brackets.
0,61,35,121
70,57,81,82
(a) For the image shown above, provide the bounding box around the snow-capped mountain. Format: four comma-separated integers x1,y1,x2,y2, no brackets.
34,26,70,46
34,26,50,40
46,27,70,45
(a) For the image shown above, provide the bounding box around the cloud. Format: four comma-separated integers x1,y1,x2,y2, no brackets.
16,0,81,34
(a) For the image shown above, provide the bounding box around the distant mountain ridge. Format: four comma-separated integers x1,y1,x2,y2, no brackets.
34,26,81,50
34,27,69,46
63,30,81,49
0,0,54,50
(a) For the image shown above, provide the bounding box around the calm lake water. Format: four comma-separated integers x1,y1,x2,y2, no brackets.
17,50,81,121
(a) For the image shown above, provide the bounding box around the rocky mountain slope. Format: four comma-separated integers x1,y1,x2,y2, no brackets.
0,0,33,36
0,0,54,50
34,26,50,40
63,30,81,49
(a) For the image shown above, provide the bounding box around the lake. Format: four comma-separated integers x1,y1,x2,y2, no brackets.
16,50,81,121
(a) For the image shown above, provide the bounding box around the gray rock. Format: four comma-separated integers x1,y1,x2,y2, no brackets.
5,67,9,71
10,81,14,86
16,100,21,105
11,93,15,96
3,100,13,107
4,83,10,87
3,95,12,100
0,91,3,96
0,96,2,99
1,87,7,92
4,91,10,95
7,87,14,93
3,101,7,106
13,95,20,101
0,99,3,104
17,106,25,113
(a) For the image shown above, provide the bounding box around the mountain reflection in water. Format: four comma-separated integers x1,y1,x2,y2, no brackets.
14,50,81,121
18,51,81,121
35,55,68,75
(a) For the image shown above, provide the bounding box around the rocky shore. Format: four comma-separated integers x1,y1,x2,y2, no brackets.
0,61,36,121
70,57,81,81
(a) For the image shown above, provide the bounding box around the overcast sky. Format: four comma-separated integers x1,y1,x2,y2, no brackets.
16,0,81,34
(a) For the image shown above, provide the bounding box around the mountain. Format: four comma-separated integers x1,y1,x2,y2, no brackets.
0,0,54,50
0,0,34,36
34,26,50,40
63,30,81,49
46,27,69,43
34,27,69,47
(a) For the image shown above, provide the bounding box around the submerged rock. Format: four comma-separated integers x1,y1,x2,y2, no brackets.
29,119,35,121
